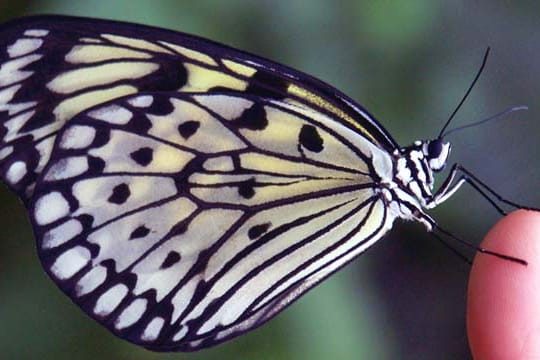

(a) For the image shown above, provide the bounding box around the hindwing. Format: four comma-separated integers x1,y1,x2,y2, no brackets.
30,91,393,350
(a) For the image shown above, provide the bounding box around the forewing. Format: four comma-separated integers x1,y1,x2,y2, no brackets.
0,15,397,200
30,91,393,350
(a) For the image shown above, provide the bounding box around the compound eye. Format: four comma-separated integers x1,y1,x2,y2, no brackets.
426,139,451,172
427,139,443,159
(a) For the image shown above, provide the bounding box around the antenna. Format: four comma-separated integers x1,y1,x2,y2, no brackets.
438,47,491,139
442,105,528,138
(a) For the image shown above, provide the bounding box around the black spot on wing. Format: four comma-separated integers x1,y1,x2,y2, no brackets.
129,225,151,240
146,95,174,116
78,214,95,229
248,222,271,240
231,103,267,130
137,59,188,91
177,120,200,139
108,183,131,204
246,70,288,100
160,251,181,269
130,147,153,166
87,155,106,173
299,125,323,153
167,221,188,238
127,110,153,134
238,178,256,199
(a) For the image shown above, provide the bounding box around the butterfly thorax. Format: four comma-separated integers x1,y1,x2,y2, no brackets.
380,138,451,228
396,138,451,204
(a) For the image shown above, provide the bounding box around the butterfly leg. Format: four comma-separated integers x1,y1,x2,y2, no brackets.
423,167,530,265
427,163,539,214
419,200,527,265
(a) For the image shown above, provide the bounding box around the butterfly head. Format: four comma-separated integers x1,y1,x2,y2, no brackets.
423,138,451,172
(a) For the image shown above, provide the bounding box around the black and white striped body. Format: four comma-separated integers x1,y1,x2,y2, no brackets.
381,138,452,230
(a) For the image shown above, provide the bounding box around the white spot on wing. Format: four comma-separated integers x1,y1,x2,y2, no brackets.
194,94,253,120
141,317,164,341
76,265,107,297
115,298,148,330
172,326,188,341
60,125,96,149
0,84,21,104
6,161,26,184
51,246,91,280
24,29,49,37
128,95,153,108
45,156,89,181
34,136,56,172
88,104,133,124
203,156,235,171
34,191,69,225
80,37,103,43
42,219,83,249
0,100,36,116
171,278,199,323
8,38,43,58
0,54,42,87
0,146,13,160
94,284,128,316
188,339,204,348
3,110,35,142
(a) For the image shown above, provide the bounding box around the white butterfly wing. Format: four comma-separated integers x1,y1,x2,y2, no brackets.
30,91,394,350
0,16,397,202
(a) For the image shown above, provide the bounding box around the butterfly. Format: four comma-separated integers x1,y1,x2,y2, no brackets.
0,15,535,352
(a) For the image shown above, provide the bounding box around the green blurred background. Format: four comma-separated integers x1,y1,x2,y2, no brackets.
1,1,539,359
